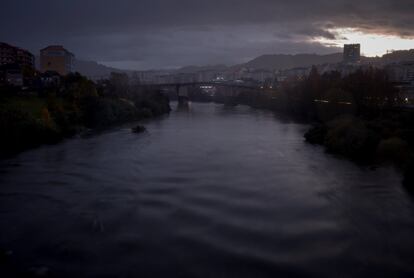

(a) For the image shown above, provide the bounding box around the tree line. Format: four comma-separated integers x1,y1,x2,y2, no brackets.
0,72,170,157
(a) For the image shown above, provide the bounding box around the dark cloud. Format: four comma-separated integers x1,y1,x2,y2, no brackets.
1,0,413,69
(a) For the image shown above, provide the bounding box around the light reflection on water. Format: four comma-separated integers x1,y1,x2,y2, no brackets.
0,102,413,277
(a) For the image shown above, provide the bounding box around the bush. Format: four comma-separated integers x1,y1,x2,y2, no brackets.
403,159,414,192
135,92,171,117
377,137,410,165
0,107,61,156
80,96,138,128
47,97,81,136
324,116,379,160
304,124,327,144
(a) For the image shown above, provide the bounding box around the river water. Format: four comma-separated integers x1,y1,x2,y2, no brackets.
0,102,413,277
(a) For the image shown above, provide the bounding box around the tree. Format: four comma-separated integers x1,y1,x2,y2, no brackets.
344,68,400,115
108,72,130,97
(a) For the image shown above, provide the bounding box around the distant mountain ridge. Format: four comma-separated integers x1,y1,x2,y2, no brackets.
73,60,131,79
381,49,414,63
175,64,228,74
37,49,414,79
237,53,344,70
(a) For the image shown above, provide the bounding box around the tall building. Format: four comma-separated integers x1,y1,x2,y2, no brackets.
0,42,35,69
343,44,361,64
40,45,75,75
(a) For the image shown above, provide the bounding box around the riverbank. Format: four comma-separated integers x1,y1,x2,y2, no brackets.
227,67,414,189
304,111,414,187
236,96,414,188
0,73,170,157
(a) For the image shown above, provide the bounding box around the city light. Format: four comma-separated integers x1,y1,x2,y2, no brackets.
314,28,414,57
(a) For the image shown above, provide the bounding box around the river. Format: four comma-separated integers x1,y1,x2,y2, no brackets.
0,102,413,277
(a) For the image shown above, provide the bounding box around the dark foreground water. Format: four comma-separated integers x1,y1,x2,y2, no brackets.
0,102,413,278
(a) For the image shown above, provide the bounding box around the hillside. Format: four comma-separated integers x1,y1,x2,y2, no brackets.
73,60,130,79
381,49,414,63
239,53,343,70
35,49,414,79
176,64,229,73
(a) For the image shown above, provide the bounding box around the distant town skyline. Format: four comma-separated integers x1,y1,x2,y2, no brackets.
1,0,414,70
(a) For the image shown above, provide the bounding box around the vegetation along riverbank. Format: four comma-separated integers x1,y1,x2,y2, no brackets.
229,67,414,189
0,72,170,157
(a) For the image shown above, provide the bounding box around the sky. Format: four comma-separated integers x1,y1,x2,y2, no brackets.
1,0,414,70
